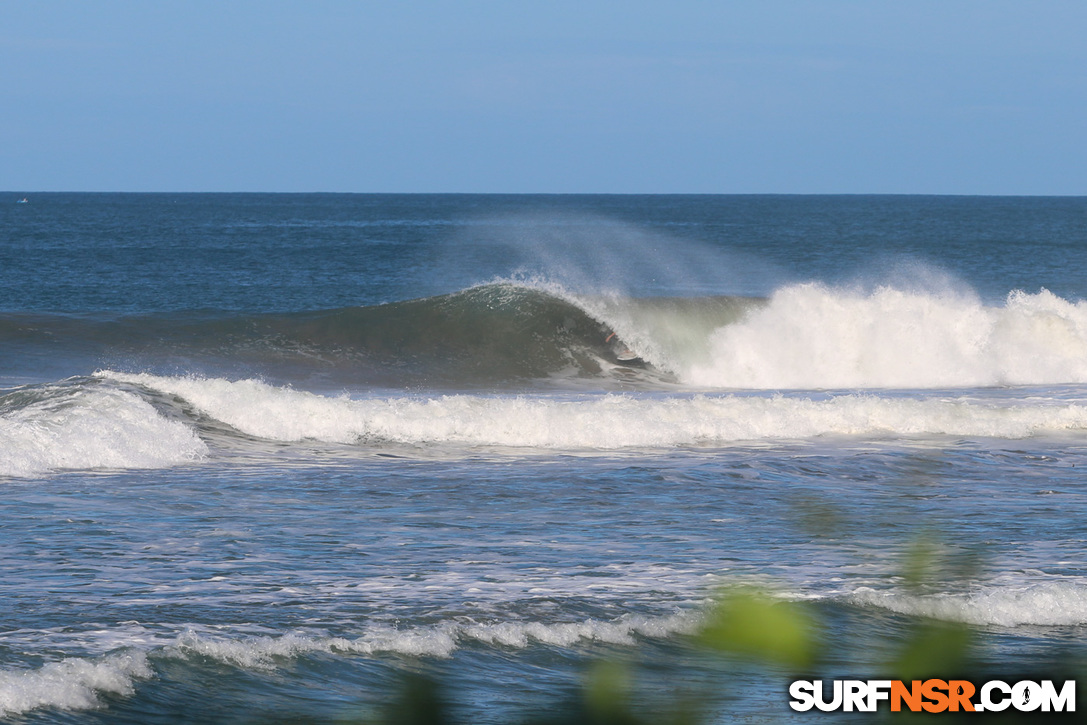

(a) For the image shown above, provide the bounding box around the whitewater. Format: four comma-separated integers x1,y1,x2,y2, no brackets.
1,193,1086,722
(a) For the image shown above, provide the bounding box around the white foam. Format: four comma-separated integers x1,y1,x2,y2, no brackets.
0,651,151,717
457,612,696,648
100,371,1087,448
685,286,1087,389
0,385,208,477
851,581,1087,627
167,612,698,668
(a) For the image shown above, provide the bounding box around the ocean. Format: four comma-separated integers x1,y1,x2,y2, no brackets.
1,193,1086,722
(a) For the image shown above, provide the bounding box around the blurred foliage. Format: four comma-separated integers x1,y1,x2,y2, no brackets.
698,585,818,670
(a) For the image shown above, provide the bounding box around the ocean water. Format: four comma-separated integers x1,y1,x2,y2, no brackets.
1,193,1086,722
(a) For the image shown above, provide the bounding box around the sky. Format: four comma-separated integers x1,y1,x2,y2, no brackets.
2,1,1085,194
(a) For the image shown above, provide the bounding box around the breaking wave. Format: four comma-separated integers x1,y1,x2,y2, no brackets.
5,367,1087,477
0,380,207,477
7,280,1087,475
851,581,1087,627
7,281,1087,390
6,578,1086,718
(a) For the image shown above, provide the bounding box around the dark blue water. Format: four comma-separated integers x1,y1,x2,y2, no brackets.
2,194,1087,722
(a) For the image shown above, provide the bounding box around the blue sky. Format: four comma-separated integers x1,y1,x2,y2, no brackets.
2,1,1085,193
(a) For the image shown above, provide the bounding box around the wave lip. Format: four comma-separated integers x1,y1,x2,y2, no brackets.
0,381,207,477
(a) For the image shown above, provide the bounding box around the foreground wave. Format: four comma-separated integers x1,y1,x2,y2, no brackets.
4,576,1086,717
0,612,694,717
6,371,1087,476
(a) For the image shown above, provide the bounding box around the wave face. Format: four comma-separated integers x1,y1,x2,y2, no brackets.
7,280,1087,475
0,283,755,388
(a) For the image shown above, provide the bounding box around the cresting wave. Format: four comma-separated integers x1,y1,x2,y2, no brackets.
167,613,698,666
0,652,152,717
401,281,1087,389
1,282,741,387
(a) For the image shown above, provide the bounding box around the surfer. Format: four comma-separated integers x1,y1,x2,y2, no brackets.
604,330,641,363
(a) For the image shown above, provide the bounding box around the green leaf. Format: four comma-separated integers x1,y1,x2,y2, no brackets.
699,586,818,669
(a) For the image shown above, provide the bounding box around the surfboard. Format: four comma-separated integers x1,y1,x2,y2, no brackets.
604,329,643,364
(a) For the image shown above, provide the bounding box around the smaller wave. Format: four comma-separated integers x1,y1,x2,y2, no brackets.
0,381,207,477
0,651,151,717
0,613,695,716
101,372,1087,450
851,581,1087,627
168,612,698,668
